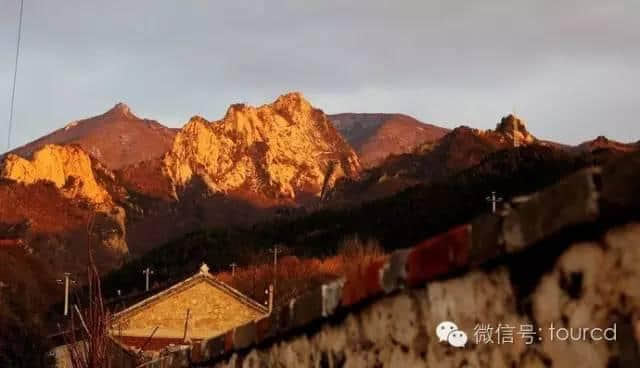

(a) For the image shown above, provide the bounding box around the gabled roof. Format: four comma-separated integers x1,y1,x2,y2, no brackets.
110,263,269,353
113,264,268,322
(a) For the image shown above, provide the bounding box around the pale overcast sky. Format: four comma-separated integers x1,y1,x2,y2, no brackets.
1,0,638,151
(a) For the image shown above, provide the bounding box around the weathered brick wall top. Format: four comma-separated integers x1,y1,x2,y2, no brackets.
123,152,640,367
209,222,640,368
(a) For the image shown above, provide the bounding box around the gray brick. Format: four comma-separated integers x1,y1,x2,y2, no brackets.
321,278,345,317
503,167,601,252
470,212,505,266
197,334,225,363
381,250,409,293
233,321,257,350
291,288,323,329
601,151,640,213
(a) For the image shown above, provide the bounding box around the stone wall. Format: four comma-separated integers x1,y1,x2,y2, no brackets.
211,222,640,368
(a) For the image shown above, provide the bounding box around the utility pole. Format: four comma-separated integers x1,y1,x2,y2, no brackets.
268,245,283,297
56,273,76,317
485,191,503,214
513,121,519,148
142,267,154,292
182,309,191,342
264,284,274,314
229,263,237,277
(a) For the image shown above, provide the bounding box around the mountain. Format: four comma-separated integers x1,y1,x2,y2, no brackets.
494,114,536,146
6,103,177,170
125,92,360,203
577,135,638,154
329,113,449,168
120,92,362,252
331,115,538,203
1,93,362,260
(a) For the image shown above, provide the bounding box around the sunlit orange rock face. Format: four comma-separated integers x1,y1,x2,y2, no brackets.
494,114,537,146
0,144,129,260
1,144,111,204
162,92,361,200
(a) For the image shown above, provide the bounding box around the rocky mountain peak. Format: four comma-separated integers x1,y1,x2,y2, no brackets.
7,102,176,170
162,93,360,201
107,102,134,118
578,135,638,153
495,114,536,145
496,114,527,133
273,91,311,111
222,92,313,126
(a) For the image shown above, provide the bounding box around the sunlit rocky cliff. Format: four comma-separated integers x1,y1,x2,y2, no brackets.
162,92,361,200
1,144,111,203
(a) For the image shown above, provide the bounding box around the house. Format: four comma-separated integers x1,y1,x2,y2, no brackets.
109,263,269,360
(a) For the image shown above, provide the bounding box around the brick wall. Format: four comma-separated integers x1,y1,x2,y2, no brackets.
209,222,640,368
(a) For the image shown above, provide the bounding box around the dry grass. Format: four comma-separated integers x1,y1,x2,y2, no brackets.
216,236,386,307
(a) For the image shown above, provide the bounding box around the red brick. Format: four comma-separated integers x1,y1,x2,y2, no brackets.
341,258,386,306
224,330,234,352
256,315,275,342
0,239,21,247
406,225,471,286
190,342,202,362
114,335,196,352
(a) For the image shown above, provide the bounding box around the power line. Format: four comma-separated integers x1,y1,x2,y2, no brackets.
7,0,25,151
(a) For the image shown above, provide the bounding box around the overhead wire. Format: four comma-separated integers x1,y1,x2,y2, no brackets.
7,0,25,151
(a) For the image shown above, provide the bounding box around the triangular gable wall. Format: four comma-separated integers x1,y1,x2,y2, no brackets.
112,273,266,339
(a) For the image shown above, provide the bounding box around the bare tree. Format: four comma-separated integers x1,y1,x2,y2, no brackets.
63,213,112,368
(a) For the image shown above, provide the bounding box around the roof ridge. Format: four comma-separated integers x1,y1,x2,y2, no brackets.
205,277,269,314
112,267,266,321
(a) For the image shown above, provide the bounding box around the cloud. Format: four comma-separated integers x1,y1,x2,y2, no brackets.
1,0,639,149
